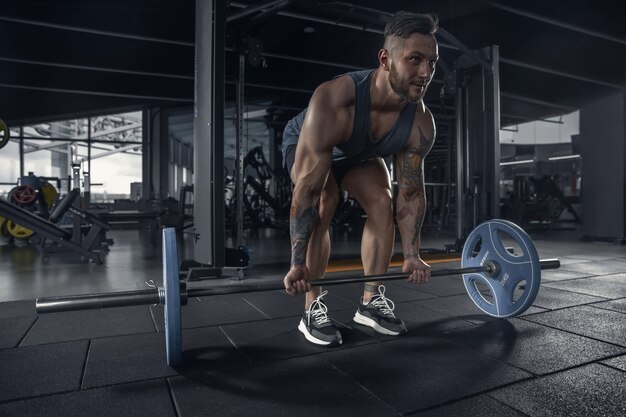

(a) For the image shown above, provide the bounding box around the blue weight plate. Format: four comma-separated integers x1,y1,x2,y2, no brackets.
163,228,182,366
461,219,541,318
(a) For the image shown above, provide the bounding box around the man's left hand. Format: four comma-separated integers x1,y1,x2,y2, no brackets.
403,257,431,284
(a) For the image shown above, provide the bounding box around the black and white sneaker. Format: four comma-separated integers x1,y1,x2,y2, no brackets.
353,285,407,336
298,290,342,346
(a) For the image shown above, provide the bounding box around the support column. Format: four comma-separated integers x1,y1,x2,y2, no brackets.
455,45,501,237
193,0,225,266
141,109,152,201
580,91,626,243
148,108,168,200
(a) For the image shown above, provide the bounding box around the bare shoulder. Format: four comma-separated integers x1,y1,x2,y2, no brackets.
309,75,355,110
302,75,355,147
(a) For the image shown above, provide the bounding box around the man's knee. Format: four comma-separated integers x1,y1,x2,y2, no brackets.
366,191,394,226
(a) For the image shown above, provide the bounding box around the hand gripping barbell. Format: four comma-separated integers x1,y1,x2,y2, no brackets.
36,220,559,366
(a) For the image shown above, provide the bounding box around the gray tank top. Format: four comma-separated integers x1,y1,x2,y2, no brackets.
282,69,417,166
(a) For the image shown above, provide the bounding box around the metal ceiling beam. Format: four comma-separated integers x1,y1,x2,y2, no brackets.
74,142,123,152
228,47,453,84
0,83,193,103
227,0,292,23
229,1,458,50
259,51,367,71
76,122,142,140
226,80,313,94
226,77,444,96
0,15,194,47
501,113,564,125
77,144,142,164
22,139,129,155
224,46,366,70
490,2,626,46
23,140,71,154
0,56,193,80
500,57,623,90
500,92,577,112
15,136,142,146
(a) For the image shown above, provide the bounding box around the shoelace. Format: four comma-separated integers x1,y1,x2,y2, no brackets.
307,290,331,326
369,285,396,317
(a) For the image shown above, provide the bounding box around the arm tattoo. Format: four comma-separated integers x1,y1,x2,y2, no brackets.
397,126,431,200
397,152,424,201
418,126,431,148
396,126,432,253
289,204,319,266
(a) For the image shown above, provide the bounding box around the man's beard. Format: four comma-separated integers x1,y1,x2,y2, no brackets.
389,64,424,103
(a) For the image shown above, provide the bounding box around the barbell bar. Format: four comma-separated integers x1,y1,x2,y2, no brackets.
36,221,560,366
35,259,560,314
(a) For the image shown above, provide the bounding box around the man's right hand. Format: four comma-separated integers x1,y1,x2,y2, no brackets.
283,265,312,295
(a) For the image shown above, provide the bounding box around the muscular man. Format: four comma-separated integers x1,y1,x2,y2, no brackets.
282,11,438,346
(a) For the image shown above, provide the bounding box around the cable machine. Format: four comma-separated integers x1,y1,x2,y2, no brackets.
451,45,501,243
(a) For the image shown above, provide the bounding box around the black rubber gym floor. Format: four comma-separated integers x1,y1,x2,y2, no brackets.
1,230,625,416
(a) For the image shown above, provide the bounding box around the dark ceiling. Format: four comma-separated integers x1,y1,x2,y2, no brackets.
1,0,624,129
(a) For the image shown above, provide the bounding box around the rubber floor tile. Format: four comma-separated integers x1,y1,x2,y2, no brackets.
0,340,88,402
321,336,530,413
176,326,249,372
552,257,594,265
0,300,37,319
543,273,626,299
413,395,526,416
344,301,474,338
394,275,468,297
560,254,626,262
329,281,435,304
219,315,376,363
151,294,268,331
0,379,177,417
540,268,595,282
0,316,34,348
602,354,626,372
411,294,506,323
241,288,351,319
444,318,625,375
82,332,179,388
523,305,626,347
589,297,626,314
169,355,399,417
559,261,626,276
21,305,156,346
489,364,626,417
532,286,608,310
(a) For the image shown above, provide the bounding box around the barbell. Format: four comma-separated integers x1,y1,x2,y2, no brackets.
36,219,560,366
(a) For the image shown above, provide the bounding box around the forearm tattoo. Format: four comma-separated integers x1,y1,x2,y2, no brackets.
397,126,430,201
396,126,431,253
290,204,319,266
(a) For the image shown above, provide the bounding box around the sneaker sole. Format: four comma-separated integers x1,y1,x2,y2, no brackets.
298,320,342,346
353,311,405,336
